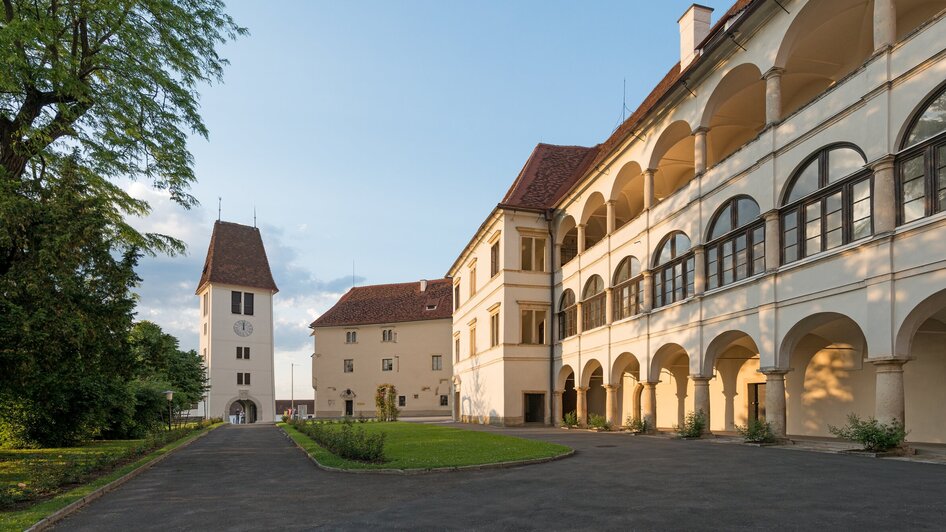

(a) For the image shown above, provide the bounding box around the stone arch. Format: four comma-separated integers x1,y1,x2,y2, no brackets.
896,78,946,150
646,120,696,202
611,351,642,385
557,364,576,390
778,312,868,369
580,192,608,249
894,285,946,443
699,63,766,167
225,396,261,424
580,358,607,419
650,342,692,429
580,358,605,388
612,352,643,425
557,215,578,267
610,161,645,229
557,364,577,421
702,329,761,377
703,330,763,432
895,287,946,356
774,0,873,118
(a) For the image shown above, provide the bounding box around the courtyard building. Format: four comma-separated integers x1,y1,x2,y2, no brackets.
450,0,946,443
310,279,453,418
197,220,279,423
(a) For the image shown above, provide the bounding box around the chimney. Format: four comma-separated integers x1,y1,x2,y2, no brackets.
419,279,428,292
679,4,713,70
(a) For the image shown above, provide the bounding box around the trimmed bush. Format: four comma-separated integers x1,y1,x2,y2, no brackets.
626,416,649,433
675,410,706,438
562,411,578,427
292,419,385,463
828,413,907,452
736,419,776,443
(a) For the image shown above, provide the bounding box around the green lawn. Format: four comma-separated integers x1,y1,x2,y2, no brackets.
280,421,570,470
0,423,221,531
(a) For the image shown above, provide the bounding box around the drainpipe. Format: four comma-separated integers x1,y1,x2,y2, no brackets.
545,208,556,426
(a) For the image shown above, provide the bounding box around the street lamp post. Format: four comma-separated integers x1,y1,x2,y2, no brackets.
163,390,174,431
291,362,297,419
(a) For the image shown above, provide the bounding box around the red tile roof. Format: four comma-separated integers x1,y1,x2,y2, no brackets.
310,279,453,328
500,143,601,210
196,221,279,294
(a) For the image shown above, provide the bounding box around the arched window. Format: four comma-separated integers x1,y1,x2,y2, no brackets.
653,232,694,308
558,290,577,340
612,256,643,320
780,145,871,264
898,86,946,223
706,197,764,289
581,276,606,331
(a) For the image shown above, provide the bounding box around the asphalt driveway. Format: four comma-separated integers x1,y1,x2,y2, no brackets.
54,423,946,531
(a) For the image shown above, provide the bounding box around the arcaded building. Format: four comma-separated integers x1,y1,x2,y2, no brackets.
450,0,946,443
310,280,453,418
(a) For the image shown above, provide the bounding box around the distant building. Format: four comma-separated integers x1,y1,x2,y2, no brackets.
197,221,278,423
275,399,315,418
310,279,453,418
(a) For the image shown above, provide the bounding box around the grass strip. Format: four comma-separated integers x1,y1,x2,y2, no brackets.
280,421,570,471
0,423,222,531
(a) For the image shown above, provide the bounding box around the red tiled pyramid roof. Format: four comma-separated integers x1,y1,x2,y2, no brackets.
310,279,453,328
196,221,279,294
500,143,601,210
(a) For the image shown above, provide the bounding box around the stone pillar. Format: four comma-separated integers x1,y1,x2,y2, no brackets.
552,390,563,427
761,369,789,438
873,358,908,426
554,243,562,270
642,382,657,431
576,386,588,427
576,301,584,334
872,156,897,234
642,270,654,312
606,200,616,234
693,128,708,175
643,169,655,209
692,376,711,434
577,224,586,254
693,245,705,296
605,287,614,324
873,0,896,52
604,384,618,427
763,210,780,272
763,68,784,126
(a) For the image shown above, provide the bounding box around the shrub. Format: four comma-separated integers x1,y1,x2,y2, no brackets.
828,413,907,452
675,410,706,438
736,419,776,443
626,416,649,433
588,413,611,431
375,384,400,422
562,411,578,427
293,419,386,463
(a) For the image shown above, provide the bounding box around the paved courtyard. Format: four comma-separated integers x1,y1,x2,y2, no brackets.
55,423,946,531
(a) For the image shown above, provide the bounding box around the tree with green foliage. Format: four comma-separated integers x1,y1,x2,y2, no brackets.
0,0,243,446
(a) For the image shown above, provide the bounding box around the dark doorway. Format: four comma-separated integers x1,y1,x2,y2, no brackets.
454,391,460,420
748,383,766,422
345,400,354,417
563,373,577,421
524,393,545,423
228,400,258,424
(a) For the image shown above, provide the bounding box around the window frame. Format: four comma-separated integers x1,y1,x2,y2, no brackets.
489,311,500,347
558,290,577,340
705,197,765,290
520,308,548,345
581,276,606,331
381,358,393,372
652,232,695,308
520,235,547,272
490,242,500,277
896,134,946,224
432,355,443,371
612,257,643,321
231,291,242,314
343,359,354,373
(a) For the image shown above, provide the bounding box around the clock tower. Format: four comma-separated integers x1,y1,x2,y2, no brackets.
196,220,278,423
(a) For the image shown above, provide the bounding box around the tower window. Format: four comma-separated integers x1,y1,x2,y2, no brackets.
237,346,251,359
237,372,251,386
231,291,255,315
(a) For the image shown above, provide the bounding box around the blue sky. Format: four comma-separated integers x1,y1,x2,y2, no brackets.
128,0,734,399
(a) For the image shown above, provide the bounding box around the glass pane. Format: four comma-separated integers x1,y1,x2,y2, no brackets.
904,198,926,223
906,90,946,147
788,158,819,203
937,146,946,213
711,204,732,239
784,244,798,263
852,217,871,240
615,259,629,284
685,258,695,296
521,311,532,344
735,235,748,280
805,201,822,255
825,227,843,249
535,238,546,272
675,234,691,254
658,241,673,265
903,176,926,202
707,257,718,290
736,198,760,227
630,257,640,278
827,148,865,183
521,238,532,271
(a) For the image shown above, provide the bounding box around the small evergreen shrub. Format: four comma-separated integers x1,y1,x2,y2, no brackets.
626,417,649,433
293,419,386,462
562,411,578,427
588,413,611,431
736,419,776,443
675,410,706,438
828,413,907,452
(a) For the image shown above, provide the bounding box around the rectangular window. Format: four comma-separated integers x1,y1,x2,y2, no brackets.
231,291,242,314
440,395,449,406
244,372,250,385
432,355,442,371
824,191,843,250
237,372,251,386
805,202,822,256
398,396,406,407
237,372,243,385
521,309,548,344
203,293,208,316
782,210,798,263
851,178,872,240
520,236,546,272
454,282,461,310
469,266,476,297
345,331,357,344
469,325,476,355
455,336,461,362
343,359,353,373
236,346,243,359
901,154,926,223
707,247,719,290
490,242,500,277
752,226,765,274
243,292,254,316
382,329,396,342
382,358,393,371
490,311,500,347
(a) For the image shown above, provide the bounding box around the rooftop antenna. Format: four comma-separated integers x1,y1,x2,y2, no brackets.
217,197,221,221
253,206,257,228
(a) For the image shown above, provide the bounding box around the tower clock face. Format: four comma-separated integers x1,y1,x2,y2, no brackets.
234,320,254,337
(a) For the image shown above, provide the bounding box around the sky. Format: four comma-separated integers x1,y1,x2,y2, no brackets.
126,0,734,401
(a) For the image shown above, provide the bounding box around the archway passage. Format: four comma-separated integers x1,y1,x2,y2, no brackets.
582,362,607,419
612,352,642,427
702,64,765,167
651,344,692,429
897,288,946,443
559,366,577,422
650,121,696,202
781,313,873,438
705,331,762,432
611,161,645,229
228,399,258,424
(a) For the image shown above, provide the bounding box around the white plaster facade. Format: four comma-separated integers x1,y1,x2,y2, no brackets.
450,0,946,443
